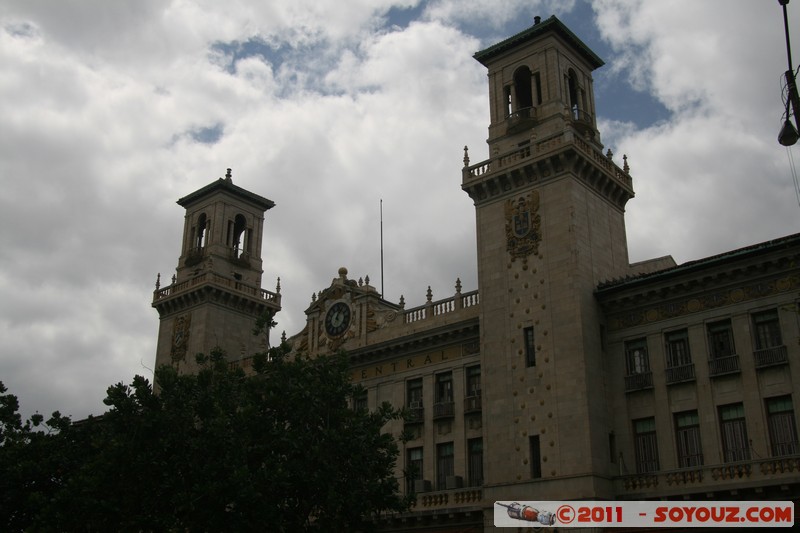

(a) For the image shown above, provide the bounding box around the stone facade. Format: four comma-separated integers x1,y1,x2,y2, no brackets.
286,16,800,532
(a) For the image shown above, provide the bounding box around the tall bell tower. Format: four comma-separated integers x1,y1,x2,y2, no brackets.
152,169,281,373
462,16,635,501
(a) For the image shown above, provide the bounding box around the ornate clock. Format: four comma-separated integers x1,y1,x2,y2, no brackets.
325,301,352,337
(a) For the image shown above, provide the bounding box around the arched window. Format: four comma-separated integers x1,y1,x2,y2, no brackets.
567,69,579,118
513,66,533,112
232,214,248,257
194,213,207,251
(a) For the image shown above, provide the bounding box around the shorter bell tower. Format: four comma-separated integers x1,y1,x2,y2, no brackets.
152,169,281,373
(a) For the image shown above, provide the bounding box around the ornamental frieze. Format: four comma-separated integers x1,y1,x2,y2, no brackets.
607,274,800,331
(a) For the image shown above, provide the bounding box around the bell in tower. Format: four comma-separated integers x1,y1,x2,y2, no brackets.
152,169,281,374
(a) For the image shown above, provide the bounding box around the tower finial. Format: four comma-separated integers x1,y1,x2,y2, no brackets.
225,168,232,181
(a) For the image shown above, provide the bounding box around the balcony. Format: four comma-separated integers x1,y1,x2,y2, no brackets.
464,394,482,414
624,371,653,392
184,246,205,266
405,405,424,424
433,401,455,420
708,354,740,377
665,363,695,385
570,107,595,137
153,271,281,307
229,246,251,266
754,345,788,368
506,106,537,134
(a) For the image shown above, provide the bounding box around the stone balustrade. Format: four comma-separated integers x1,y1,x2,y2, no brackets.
412,488,483,509
403,290,480,325
462,129,632,190
618,456,800,495
153,272,281,305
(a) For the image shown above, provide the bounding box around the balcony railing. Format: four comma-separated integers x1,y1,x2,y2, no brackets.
153,271,280,305
405,406,424,424
433,401,455,420
708,354,740,376
666,363,695,384
506,106,537,133
624,371,653,392
618,456,800,495
411,487,483,509
754,345,788,368
403,290,480,324
464,395,482,414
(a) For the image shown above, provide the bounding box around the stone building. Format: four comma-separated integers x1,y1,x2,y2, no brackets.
153,15,800,532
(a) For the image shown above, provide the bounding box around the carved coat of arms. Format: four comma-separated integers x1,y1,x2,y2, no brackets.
505,192,541,259
170,313,191,362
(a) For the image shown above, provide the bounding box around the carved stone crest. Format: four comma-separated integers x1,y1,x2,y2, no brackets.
505,192,541,259
171,313,191,362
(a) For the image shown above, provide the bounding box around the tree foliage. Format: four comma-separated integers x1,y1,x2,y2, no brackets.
0,345,408,532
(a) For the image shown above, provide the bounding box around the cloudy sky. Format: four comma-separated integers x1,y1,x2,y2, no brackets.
2,0,799,420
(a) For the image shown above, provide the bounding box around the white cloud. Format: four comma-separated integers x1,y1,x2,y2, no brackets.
423,0,576,29
592,0,800,264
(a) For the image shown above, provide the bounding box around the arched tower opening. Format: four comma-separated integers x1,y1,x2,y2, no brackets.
232,214,249,258
513,66,533,114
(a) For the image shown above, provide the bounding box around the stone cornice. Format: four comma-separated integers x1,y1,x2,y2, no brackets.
347,317,480,367
152,281,279,318
599,262,800,332
474,15,603,70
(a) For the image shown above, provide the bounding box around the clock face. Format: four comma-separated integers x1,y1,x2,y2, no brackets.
325,302,351,337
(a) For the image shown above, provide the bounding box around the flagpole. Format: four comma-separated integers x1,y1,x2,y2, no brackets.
380,199,385,297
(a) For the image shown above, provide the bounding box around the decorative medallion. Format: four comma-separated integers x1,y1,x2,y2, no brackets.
171,313,191,363
505,192,541,259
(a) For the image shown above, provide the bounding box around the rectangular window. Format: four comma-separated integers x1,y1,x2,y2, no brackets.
353,388,368,412
524,326,536,367
665,329,692,368
407,378,422,407
436,442,454,490
624,338,652,391
675,411,703,468
609,432,617,464
466,365,481,396
468,438,483,487
530,435,542,479
766,396,799,457
625,339,650,374
434,372,454,418
633,417,660,473
406,378,423,423
707,320,735,359
719,403,750,462
435,372,453,403
406,447,423,494
753,309,782,349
